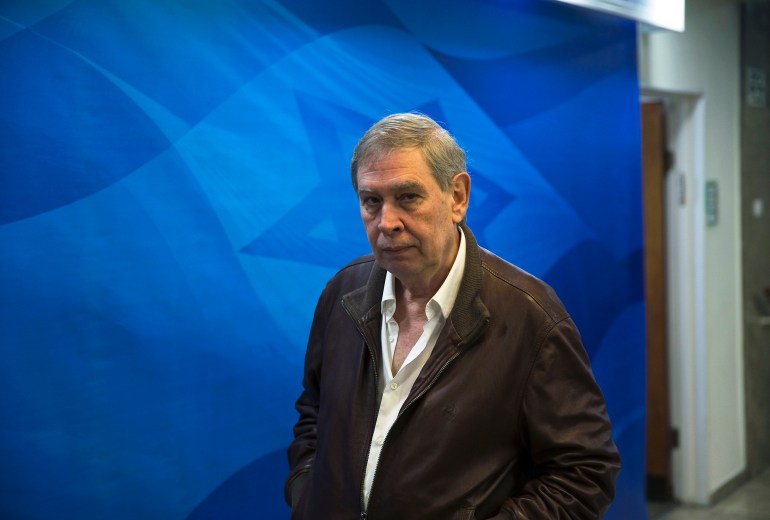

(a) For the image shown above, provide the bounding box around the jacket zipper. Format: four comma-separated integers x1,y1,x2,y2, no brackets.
360,344,379,517
343,299,381,518
363,349,464,516
344,294,486,518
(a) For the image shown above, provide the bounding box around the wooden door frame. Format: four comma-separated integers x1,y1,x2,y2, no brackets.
641,88,710,505
642,100,672,500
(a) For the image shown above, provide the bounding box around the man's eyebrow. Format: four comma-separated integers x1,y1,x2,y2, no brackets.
392,181,425,192
358,181,425,196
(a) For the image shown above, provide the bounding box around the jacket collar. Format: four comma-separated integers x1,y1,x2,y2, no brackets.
342,222,490,349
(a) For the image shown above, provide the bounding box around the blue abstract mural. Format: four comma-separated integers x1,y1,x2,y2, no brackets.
0,0,645,518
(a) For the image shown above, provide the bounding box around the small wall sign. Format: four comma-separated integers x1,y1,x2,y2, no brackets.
747,67,767,108
705,180,718,227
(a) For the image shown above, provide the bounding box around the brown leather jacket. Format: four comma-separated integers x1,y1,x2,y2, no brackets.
286,224,620,519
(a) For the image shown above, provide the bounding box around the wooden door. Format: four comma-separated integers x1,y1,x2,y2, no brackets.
642,101,673,500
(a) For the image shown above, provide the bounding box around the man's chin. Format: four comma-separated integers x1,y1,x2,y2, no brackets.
375,253,414,275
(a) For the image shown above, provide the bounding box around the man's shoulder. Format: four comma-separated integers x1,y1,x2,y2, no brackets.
336,254,376,277
477,248,568,321
324,254,377,292
339,253,377,270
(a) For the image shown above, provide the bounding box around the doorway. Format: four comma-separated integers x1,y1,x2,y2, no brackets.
640,90,709,505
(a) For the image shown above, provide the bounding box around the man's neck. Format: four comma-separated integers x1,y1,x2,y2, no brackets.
393,280,430,323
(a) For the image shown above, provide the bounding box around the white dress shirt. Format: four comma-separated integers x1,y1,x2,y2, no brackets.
362,228,467,507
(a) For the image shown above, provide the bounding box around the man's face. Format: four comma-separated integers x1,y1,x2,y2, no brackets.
356,148,469,292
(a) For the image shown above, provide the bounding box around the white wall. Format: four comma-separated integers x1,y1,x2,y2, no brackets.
639,0,745,505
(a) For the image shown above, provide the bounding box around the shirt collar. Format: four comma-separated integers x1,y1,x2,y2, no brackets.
381,227,467,321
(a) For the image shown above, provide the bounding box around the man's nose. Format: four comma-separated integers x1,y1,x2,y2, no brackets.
378,202,404,234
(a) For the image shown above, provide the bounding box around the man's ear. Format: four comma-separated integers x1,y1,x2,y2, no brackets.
450,172,471,224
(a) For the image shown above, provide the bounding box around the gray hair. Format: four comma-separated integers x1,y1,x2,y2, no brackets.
350,113,467,192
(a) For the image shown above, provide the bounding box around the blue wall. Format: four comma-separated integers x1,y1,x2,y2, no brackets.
0,1,645,518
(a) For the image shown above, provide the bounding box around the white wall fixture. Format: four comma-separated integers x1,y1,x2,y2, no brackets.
551,0,685,32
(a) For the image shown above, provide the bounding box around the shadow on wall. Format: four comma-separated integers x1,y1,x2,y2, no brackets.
186,449,290,519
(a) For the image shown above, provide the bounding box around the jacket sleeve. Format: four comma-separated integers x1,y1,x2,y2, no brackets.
284,288,330,506
502,317,621,519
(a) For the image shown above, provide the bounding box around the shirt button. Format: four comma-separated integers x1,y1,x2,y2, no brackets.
390,382,398,390
376,436,385,445
389,336,395,344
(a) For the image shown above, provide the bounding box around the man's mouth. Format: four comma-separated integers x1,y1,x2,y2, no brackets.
380,245,412,253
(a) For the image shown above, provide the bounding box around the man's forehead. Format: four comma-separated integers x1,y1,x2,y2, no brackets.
358,146,423,169
355,147,443,194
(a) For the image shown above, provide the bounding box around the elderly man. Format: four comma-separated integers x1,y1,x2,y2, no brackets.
286,113,620,519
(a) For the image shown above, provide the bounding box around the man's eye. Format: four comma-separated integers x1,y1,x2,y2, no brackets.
362,197,381,207
400,193,419,203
